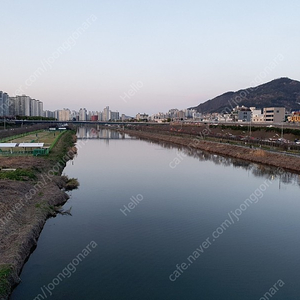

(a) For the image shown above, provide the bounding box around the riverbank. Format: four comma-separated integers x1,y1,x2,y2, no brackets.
124,128,300,174
0,130,78,300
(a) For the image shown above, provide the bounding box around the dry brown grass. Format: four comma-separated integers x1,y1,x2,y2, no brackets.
253,149,267,157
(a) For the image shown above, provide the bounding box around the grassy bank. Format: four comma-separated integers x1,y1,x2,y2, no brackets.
0,169,36,181
0,266,11,297
48,130,77,165
0,129,78,300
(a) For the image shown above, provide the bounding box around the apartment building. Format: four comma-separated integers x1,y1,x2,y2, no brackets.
263,107,285,122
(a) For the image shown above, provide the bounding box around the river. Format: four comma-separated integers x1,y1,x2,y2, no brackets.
11,128,300,299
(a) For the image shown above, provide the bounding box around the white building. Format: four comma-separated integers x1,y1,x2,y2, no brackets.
30,98,43,116
24,96,31,116
136,113,149,121
58,109,71,121
103,106,110,121
31,99,37,116
79,108,87,121
37,100,43,117
250,107,264,123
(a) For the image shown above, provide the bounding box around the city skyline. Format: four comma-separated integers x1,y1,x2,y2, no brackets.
1,1,299,116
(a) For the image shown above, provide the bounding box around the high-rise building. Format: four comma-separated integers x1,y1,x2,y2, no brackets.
70,110,78,121
0,92,11,117
110,111,119,121
79,108,87,121
31,99,38,116
37,101,43,117
0,92,44,117
44,110,55,119
9,97,16,116
0,91,3,117
24,96,31,116
14,95,31,116
103,106,110,121
14,96,24,116
58,109,71,121
3,93,10,116
54,110,59,120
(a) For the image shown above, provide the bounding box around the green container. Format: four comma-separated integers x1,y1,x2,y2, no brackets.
33,149,46,156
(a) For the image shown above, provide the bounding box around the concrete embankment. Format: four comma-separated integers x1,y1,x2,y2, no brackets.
0,131,79,300
124,129,300,174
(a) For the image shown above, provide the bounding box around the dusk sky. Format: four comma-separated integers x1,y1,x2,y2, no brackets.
1,0,299,116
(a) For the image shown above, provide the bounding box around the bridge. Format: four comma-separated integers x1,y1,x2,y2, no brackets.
2,119,300,130
10,120,158,126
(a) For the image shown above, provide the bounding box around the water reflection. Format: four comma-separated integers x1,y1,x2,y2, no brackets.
77,127,300,188
77,126,126,139
139,136,300,188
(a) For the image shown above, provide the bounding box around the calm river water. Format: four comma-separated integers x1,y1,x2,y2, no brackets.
11,128,300,299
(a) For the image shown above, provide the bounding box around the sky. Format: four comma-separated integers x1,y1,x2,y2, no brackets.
1,0,299,116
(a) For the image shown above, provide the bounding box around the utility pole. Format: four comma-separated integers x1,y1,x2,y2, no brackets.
249,111,252,137
249,119,252,137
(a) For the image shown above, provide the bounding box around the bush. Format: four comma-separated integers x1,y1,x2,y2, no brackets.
0,265,12,296
0,169,37,181
62,176,80,191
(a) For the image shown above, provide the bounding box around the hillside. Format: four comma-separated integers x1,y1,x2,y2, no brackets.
191,78,300,114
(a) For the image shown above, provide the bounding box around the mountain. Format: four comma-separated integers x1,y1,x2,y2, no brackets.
191,78,300,114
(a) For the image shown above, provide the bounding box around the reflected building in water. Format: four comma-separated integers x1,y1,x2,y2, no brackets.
78,127,88,139
139,137,300,189
77,127,125,140
77,127,300,189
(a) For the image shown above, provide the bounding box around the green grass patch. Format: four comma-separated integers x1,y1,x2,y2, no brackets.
48,130,76,163
0,169,37,181
65,177,79,191
35,201,51,212
49,131,67,152
0,265,12,296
